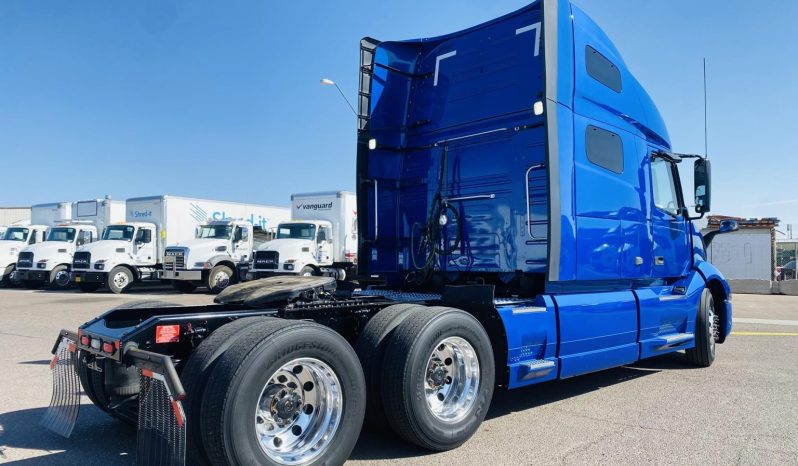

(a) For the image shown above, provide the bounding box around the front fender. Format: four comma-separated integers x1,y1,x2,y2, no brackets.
694,260,733,342
207,254,236,267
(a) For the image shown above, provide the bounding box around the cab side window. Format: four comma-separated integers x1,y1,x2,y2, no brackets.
136,228,152,244
77,230,92,246
651,158,679,216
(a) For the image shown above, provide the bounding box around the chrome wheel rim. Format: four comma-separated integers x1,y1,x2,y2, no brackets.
424,336,480,423
113,271,129,289
255,357,343,465
708,298,717,357
55,270,70,287
213,270,230,288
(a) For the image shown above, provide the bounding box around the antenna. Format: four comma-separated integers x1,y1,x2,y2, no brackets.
703,58,708,159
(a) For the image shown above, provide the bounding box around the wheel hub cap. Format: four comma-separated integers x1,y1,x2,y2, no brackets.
255,358,342,465
424,336,480,424
114,273,128,288
56,271,70,286
214,271,230,287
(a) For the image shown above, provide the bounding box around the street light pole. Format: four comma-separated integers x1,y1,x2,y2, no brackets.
320,78,357,117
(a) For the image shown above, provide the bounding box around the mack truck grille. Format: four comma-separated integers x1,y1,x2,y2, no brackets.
17,252,34,268
72,252,91,269
254,251,278,270
164,249,185,270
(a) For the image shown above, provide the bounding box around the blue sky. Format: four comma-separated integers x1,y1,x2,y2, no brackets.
1,0,796,233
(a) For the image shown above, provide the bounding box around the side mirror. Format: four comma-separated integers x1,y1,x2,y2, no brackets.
694,158,712,214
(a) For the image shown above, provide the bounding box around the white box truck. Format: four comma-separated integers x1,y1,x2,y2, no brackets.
71,195,287,293
251,191,357,279
15,198,125,290
162,203,290,293
0,221,48,287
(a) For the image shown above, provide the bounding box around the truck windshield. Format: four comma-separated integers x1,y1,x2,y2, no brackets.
197,225,233,239
2,227,29,242
103,225,135,241
276,223,316,240
47,228,76,242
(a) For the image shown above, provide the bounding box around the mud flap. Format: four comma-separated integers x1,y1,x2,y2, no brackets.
40,330,81,438
136,367,186,466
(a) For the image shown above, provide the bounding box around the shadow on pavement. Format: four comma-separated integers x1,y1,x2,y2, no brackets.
350,362,665,460
0,405,136,465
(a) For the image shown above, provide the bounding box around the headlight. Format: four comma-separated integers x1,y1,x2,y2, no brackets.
95,259,106,271
37,260,49,269
195,262,212,269
284,264,294,271
215,246,227,252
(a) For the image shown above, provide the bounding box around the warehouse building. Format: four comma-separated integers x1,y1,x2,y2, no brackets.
0,207,31,226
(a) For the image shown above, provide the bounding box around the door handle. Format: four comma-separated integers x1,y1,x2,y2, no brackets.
654,256,665,266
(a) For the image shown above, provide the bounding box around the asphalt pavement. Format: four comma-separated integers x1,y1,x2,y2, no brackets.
0,288,795,465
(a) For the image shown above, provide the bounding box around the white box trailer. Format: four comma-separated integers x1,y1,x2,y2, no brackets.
252,191,357,279
16,199,126,290
31,202,72,227
161,201,290,293
73,198,126,238
73,195,289,293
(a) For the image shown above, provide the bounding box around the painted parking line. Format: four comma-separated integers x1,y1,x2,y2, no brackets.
731,331,798,336
734,317,798,327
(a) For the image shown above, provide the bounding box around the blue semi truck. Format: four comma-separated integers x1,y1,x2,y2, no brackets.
42,1,737,465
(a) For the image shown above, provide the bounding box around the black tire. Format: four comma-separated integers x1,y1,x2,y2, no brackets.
106,266,133,294
1,265,20,287
201,319,366,466
355,303,422,431
380,307,495,451
22,280,41,289
686,288,716,367
172,280,197,293
299,265,317,277
207,265,234,294
78,282,102,293
180,317,269,466
48,265,72,290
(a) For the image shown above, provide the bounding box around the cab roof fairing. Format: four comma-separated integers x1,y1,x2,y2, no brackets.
569,4,671,149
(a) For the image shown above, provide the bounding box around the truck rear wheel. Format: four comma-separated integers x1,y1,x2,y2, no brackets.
380,307,495,451
49,265,72,290
207,265,234,293
355,303,422,431
172,280,197,293
106,266,133,294
686,288,717,367
180,316,270,466
201,319,366,466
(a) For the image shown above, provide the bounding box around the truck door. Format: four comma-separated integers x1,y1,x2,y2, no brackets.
649,151,691,278
316,226,333,265
133,227,155,265
232,226,250,261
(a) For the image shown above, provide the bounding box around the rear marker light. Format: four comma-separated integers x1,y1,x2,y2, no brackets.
102,342,115,354
156,325,181,344
80,336,90,346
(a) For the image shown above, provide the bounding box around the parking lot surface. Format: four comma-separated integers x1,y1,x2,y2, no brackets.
0,289,795,465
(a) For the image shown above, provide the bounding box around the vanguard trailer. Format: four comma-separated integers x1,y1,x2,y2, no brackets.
42,2,737,465
251,191,357,280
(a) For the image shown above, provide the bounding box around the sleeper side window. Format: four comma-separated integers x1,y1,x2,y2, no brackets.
586,45,622,92
586,125,623,174
651,158,680,216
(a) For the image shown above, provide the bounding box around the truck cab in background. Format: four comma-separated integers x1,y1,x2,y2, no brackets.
72,222,159,293
15,222,99,289
251,191,357,280
162,219,272,293
0,224,48,287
